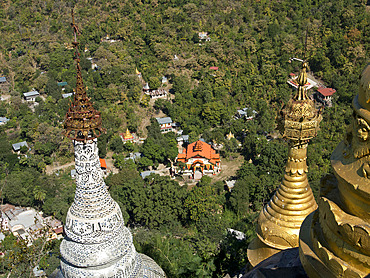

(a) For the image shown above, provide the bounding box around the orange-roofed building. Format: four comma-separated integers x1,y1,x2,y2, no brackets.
176,140,221,180
99,158,108,177
99,158,107,169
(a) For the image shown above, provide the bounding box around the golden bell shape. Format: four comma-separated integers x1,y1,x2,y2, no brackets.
248,142,317,266
248,61,321,266
123,128,133,140
299,63,370,278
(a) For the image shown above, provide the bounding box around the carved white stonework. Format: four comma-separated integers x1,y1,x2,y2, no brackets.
57,139,165,278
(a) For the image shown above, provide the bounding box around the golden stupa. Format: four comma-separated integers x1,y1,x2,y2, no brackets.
123,128,134,140
226,131,235,140
299,63,370,277
247,62,322,266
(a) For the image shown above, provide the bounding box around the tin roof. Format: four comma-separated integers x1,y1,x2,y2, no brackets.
156,117,172,125
12,141,28,151
23,91,39,97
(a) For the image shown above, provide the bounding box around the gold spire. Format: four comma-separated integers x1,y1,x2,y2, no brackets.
299,63,370,278
64,10,105,142
295,61,308,101
247,61,322,266
226,131,234,140
123,128,133,140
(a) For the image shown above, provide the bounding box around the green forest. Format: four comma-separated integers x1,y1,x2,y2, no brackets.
0,0,369,277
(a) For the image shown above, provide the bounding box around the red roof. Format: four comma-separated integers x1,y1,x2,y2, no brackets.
100,158,107,169
209,66,219,70
317,87,336,97
53,227,63,234
178,153,186,160
289,73,296,77
177,140,220,164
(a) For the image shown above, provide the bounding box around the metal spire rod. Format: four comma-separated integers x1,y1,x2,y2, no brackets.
63,10,105,142
71,9,81,60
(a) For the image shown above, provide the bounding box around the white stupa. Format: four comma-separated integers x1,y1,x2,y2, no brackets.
55,13,166,278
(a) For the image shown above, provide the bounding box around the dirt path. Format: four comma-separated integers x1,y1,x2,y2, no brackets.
105,151,119,174
136,106,166,137
212,154,244,182
45,161,75,175
45,155,119,176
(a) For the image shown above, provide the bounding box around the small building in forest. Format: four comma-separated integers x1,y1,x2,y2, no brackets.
100,158,107,170
316,87,336,107
140,170,155,179
57,82,68,90
176,139,221,180
0,204,63,245
121,128,134,143
125,152,142,163
143,83,150,92
177,135,189,146
236,107,257,120
0,117,9,126
156,117,173,133
100,158,107,176
12,141,28,152
70,169,76,179
145,88,168,99
62,93,73,99
198,32,211,41
23,90,40,102
0,77,7,84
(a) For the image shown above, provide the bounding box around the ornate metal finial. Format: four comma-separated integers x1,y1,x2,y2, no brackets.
294,61,309,101
280,38,321,143
291,29,309,101
277,81,321,143
64,9,105,142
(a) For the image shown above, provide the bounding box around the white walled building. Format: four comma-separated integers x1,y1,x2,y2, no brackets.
23,90,40,102
156,117,173,133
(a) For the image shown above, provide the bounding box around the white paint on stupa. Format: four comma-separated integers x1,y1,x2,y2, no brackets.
56,139,165,277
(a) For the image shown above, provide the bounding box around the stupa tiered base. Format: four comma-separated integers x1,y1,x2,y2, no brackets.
248,145,318,267
299,142,370,278
247,237,281,267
